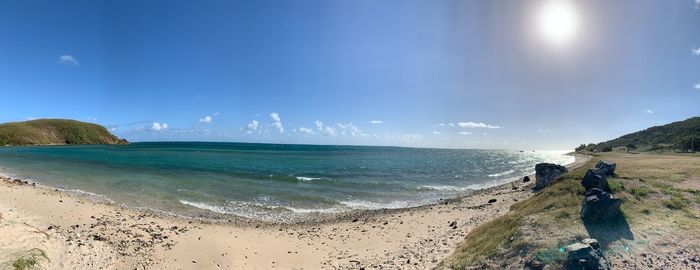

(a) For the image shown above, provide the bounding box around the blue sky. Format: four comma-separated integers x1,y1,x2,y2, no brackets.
1,0,699,150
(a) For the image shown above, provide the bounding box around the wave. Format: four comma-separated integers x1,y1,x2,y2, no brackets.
179,200,232,214
418,184,475,192
179,199,343,216
296,176,322,181
488,169,515,178
339,199,418,210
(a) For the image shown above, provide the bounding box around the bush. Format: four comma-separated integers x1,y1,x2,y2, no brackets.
600,146,613,152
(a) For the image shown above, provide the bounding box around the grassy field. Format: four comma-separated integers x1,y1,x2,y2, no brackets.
0,119,125,146
441,151,700,269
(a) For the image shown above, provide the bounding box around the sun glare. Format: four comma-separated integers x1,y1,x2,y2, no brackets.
537,0,579,46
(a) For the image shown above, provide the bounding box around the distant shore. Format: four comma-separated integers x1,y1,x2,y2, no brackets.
0,153,589,269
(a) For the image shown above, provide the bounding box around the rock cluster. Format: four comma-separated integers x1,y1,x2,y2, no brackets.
533,163,568,190
580,188,622,223
594,161,616,177
581,169,610,193
564,238,610,270
579,161,621,223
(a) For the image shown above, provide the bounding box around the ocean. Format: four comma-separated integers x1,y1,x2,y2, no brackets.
0,142,574,222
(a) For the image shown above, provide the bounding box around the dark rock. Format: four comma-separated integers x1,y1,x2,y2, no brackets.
595,160,616,176
352,218,359,222
534,163,568,190
564,238,610,270
581,169,610,192
523,176,531,183
581,238,600,250
488,199,497,203
580,188,622,223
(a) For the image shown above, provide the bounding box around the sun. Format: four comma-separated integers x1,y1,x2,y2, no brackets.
537,0,580,46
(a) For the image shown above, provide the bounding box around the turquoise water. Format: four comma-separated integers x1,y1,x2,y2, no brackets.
0,142,573,221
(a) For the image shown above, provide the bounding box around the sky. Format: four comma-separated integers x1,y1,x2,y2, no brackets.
1,0,699,150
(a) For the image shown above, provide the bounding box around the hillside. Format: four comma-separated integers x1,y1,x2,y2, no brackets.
578,116,700,152
441,152,700,269
0,119,127,146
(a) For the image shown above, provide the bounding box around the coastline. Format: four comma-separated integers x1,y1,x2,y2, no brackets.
0,153,590,269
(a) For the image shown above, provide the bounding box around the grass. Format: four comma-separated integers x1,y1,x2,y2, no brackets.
0,119,125,146
609,180,625,193
441,151,700,269
629,186,654,199
9,249,48,270
441,159,592,269
663,194,690,210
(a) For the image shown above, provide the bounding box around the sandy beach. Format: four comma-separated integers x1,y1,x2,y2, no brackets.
0,154,589,269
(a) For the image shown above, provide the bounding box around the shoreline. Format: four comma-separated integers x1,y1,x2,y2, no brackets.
0,153,579,227
0,153,590,269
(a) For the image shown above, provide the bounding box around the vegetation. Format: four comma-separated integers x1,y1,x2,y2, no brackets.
441,152,700,269
0,119,127,146
9,249,48,270
576,117,700,152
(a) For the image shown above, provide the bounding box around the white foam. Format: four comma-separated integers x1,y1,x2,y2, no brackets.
339,199,417,210
179,200,231,214
488,170,515,178
296,176,322,181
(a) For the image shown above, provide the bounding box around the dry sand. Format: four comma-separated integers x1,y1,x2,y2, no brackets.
0,154,589,269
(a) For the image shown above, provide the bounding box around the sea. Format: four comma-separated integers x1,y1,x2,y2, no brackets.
0,142,574,222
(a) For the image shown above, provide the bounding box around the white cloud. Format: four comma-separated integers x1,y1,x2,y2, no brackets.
457,121,502,129
459,131,472,135
694,83,700,90
315,120,336,136
337,122,363,136
693,47,700,56
198,115,213,123
432,131,441,135
270,113,283,133
150,122,168,131
85,117,97,122
645,109,654,114
59,55,79,66
297,127,315,135
370,120,383,124
270,112,281,122
448,123,456,127
246,120,259,133
482,132,488,136
437,123,445,127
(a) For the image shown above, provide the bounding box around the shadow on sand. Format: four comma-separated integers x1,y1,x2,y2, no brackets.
582,213,634,247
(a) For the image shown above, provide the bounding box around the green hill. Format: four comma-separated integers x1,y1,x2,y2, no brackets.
0,119,127,146
577,116,700,152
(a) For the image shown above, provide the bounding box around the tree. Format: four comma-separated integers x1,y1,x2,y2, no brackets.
675,136,700,153
575,144,586,151
625,143,637,153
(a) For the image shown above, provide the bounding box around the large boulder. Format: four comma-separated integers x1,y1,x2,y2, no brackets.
534,163,568,190
581,169,610,192
564,238,610,270
580,188,622,223
594,160,616,176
